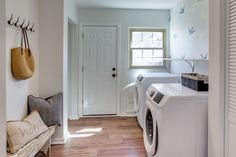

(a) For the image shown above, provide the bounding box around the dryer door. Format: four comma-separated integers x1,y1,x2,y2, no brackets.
144,101,158,156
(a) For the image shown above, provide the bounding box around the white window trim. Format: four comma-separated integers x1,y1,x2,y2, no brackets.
129,28,167,69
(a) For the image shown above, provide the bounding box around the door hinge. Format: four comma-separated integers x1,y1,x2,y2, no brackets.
82,66,84,72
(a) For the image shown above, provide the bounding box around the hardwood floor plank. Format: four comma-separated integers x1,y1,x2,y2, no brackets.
51,117,146,157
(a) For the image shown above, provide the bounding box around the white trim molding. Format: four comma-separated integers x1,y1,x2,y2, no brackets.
52,132,68,145
208,0,226,156
51,137,68,145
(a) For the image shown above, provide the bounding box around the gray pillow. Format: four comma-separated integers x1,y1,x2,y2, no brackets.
28,92,63,127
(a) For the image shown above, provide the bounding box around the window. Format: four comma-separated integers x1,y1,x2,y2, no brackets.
129,28,166,68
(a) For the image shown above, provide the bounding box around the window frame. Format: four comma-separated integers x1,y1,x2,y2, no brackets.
129,28,167,69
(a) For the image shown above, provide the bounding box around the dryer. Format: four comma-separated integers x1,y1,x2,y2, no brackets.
134,73,179,129
144,83,208,157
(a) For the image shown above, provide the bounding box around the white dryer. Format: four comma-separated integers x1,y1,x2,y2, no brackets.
134,73,179,129
144,83,208,157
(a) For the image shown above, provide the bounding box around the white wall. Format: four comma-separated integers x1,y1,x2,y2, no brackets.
63,0,79,136
208,0,225,156
39,0,79,143
6,0,39,121
77,9,170,115
39,0,64,143
0,0,6,156
170,0,209,75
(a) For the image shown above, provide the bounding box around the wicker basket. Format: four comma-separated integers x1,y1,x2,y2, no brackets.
181,73,208,91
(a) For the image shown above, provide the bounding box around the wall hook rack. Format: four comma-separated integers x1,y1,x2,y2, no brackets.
7,14,35,33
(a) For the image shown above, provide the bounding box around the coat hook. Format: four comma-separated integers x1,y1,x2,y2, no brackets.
30,23,35,32
7,14,14,26
20,19,25,29
14,17,20,27
25,21,30,30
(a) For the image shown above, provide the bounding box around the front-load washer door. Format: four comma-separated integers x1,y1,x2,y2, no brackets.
144,101,158,156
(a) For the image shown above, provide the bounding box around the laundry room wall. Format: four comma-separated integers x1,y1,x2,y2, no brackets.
170,0,209,75
77,9,170,115
6,0,40,121
39,0,79,143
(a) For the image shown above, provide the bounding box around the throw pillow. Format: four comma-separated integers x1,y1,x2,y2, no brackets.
7,111,48,154
28,92,63,127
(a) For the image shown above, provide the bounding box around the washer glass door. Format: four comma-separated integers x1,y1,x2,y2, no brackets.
144,104,158,156
146,108,154,145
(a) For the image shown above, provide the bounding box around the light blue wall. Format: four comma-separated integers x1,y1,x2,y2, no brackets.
170,0,209,75
77,9,170,115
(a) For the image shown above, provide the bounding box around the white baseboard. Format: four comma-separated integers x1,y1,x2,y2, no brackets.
51,138,66,145
51,132,68,145
119,111,136,117
68,115,79,120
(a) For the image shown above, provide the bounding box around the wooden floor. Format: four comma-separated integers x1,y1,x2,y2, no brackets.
51,117,147,157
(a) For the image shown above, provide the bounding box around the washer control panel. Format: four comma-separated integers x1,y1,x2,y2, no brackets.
137,75,144,82
153,92,164,104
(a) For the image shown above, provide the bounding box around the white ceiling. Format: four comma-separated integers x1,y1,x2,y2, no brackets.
76,0,180,10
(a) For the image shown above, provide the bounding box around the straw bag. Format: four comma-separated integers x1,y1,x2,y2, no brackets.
11,28,35,80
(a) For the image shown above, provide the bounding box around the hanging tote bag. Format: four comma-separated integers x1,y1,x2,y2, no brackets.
11,28,35,80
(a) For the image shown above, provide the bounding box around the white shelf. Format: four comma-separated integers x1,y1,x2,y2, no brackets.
161,58,208,61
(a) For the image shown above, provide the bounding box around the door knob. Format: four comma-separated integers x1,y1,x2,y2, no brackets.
112,67,116,71
112,74,116,78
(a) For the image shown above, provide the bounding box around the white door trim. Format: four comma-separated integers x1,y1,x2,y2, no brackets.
67,18,79,120
78,23,121,117
208,0,226,156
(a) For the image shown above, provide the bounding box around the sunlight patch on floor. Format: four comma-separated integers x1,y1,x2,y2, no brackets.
76,128,103,133
68,127,103,138
68,132,94,138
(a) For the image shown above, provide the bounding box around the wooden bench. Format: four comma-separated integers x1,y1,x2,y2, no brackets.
7,126,56,157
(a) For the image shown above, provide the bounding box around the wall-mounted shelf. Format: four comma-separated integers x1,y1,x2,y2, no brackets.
161,58,208,61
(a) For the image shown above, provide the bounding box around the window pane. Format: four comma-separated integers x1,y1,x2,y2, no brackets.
153,32,163,41
131,31,163,48
153,50,163,58
143,58,153,66
143,32,153,41
131,49,164,67
132,32,142,42
153,58,163,66
132,58,143,66
133,49,142,58
143,50,153,58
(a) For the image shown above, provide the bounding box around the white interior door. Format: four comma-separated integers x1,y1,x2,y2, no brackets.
82,26,117,115
226,0,236,156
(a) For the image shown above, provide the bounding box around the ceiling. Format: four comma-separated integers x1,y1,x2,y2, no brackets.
76,0,180,10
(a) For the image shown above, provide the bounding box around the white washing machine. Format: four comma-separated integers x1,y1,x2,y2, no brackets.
134,73,179,129
144,83,208,157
